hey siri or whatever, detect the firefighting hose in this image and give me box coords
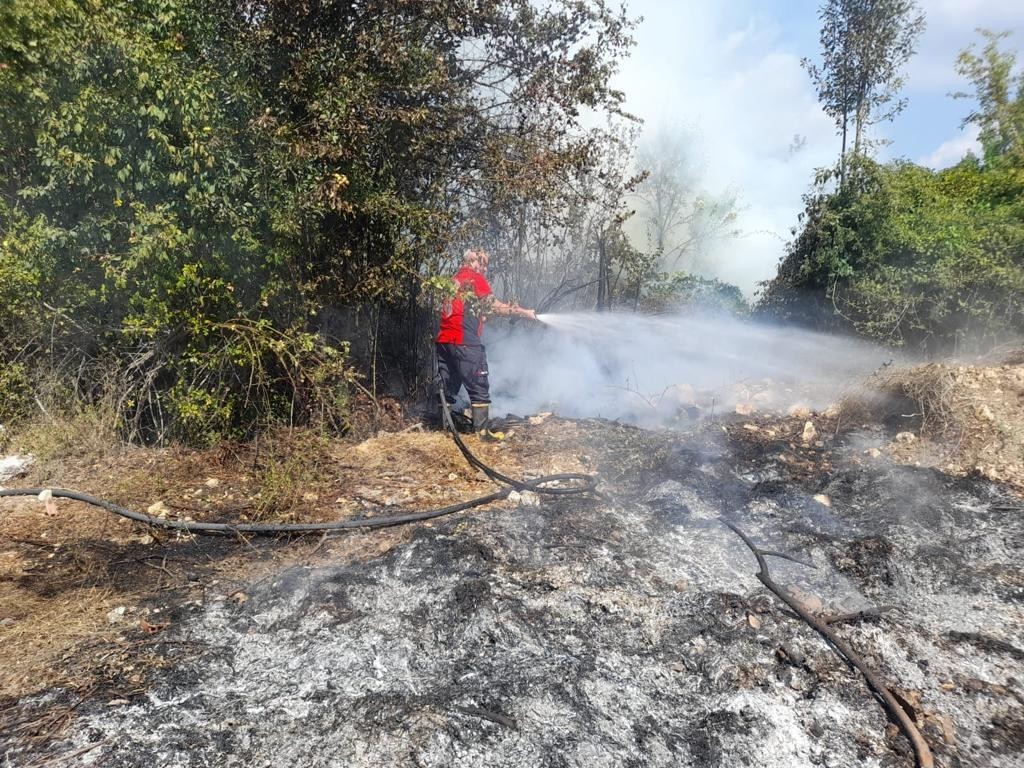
[0,390,598,535]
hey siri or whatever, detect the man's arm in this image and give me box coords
[487,296,537,321]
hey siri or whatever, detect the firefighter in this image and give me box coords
[436,249,537,439]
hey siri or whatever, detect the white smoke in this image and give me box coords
[484,312,896,427]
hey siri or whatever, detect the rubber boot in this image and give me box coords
[471,403,489,432]
[472,403,506,442]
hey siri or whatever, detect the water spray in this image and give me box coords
[489,310,896,425]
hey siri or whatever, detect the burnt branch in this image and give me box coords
[721,519,933,768]
[821,606,897,626]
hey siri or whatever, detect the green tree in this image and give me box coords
[955,30,1024,165]
[0,0,637,441]
[803,0,925,183]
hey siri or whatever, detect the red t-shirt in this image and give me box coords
[437,267,492,346]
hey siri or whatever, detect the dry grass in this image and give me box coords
[0,584,124,699]
[839,362,1024,493]
[3,401,123,484]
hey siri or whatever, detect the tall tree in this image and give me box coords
[955,30,1024,165]
[803,0,925,183]
[633,129,738,276]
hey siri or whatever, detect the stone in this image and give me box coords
[0,454,34,483]
[788,404,811,419]
[147,501,169,518]
[895,431,917,443]
[106,606,127,624]
[801,421,817,443]
[518,491,541,508]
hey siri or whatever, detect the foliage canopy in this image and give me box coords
[0,0,635,440]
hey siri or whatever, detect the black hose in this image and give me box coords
[0,391,597,536]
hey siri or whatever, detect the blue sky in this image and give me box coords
[614,0,1024,291]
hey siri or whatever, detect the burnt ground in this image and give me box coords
[2,416,1023,767]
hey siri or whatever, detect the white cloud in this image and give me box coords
[615,1,837,295]
[918,124,981,168]
[908,0,1024,91]
[611,1,1024,295]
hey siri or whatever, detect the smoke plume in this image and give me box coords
[485,312,896,426]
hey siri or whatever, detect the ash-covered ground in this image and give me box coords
[8,419,1024,767]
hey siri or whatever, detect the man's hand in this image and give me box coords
[519,307,538,321]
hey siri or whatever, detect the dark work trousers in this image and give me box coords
[436,343,490,405]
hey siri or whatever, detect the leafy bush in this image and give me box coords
[0,0,633,442]
[758,156,1024,352]
[642,272,749,315]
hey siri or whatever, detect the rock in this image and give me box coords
[37,488,58,515]
[106,606,127,624]
[747,612,761,629]
[801,421,817,443]
[518,491,541,508]
[976,404,995,422]
[0,454,34,482]
[204,477,220,488]
[813,494,832,507]
[776,644,806,667]
[734,402,756,416]
[146,501,169,518]
[895,431,917,443]
[788,404,811,419]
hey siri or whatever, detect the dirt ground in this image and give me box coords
[0,423,576,704]
[1,361,1022,767]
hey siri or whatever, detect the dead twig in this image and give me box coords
[22,739,107,768]
[453,704,517,730]
[721,519,933,768]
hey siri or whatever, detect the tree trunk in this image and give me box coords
[839,111,848,188]
[596,232,609,312]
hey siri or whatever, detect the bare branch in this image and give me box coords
[721,518,934,768]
